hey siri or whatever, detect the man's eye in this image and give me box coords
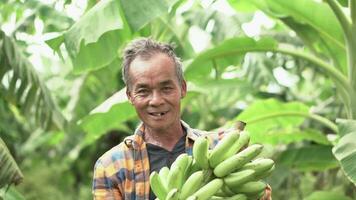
[163,87,172,91]
[137,89,149,95]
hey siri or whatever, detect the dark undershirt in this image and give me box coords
[147,133,186,200]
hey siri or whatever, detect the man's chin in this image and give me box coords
[144,121,170,131]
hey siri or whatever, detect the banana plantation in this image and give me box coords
[1,0,356,199]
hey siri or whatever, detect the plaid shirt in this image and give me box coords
[92,121,271,200]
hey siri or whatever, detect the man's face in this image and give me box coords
[126,53,187,131]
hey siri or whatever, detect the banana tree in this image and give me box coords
[183,0,356,185]
[241,0,356,186]
[0,138,23,190]
[0,0,75,191]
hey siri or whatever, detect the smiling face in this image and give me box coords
[126,53,187,132]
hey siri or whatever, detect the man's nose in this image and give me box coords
[149,91,164,106]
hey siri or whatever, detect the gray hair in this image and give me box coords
[122,38,184,90]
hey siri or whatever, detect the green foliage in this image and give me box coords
[0,186,25,200]
[305,191,352,200]
[46,0,124,74]
[1,0,356,199]
[0,30,67,131]
[0,138,23,189]
[46,0,178,74]
[185,37,278,80]
[333,119,356,185]
[233,99,333,144]
[279,145,338,171]
[119,0,178,32]
[80,101,136,146]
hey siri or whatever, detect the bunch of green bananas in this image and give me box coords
[150,131,274,200]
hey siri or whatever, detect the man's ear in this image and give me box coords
[181,80,187,99]
[126,87,133,104]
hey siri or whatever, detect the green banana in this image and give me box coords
[186,159,202,177]
[214,189,228,197]
[247,190,265,200]
[214,144,263,177]
[221,184,235,196]
[230,181,266,195]
[170,153,191,188]
[226,194,248,200]
[150,171,168,200]
[193,137,210,170]
[186,196,198,200]
[182,155,193,180]
[210,196,225,200]
[240,158,274,174]
[224,169,256,188]
[209,130,240,168]
[165,188,179,200]
[180,171,204,199]
[167,165,182,191]
[253,164,275,180]
[171,153,190,171]
[159,166,170,185]
[190,178,224,200]
[225,131,250,157]
[247,189,265,200]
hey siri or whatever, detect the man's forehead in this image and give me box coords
[134,79,175,88]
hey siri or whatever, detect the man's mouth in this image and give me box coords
[148,111,168,117]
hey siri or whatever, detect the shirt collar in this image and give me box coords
[126,120,202,149]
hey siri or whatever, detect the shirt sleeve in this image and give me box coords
[92,161,122,200]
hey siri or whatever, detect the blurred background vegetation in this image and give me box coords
[1,0,356,199]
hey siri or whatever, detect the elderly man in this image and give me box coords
[92,38,271,200]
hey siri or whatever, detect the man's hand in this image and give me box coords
[260,184,272,200]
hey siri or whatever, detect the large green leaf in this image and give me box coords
[184,37,278,80]
[235,98,309,142]
[188,78,251,96]
[45,0,125,74]
[304,191,352,200]
[62,0,124,74]
[183,33,349,100]
[0,30,67,131]
[182,8,248,44]
[279,145,339,171]
[119,0,176,32]
[332,119,356,185]
[251,0,346,73]
[263,0,344,50]
[0,186,25,200]
[336,118,356,137]
[69,30,123,74]
[228,0,259,12]
[67,58,121,121]
[280,17,347,74]
[64,0,123,54]
[0,138,23,189]
[79,89,136,146]
[255,128,330,146]
[46,0,174,74]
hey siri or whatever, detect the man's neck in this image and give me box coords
[144,122,184,151]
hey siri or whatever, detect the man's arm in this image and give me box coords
[92,161,122,200]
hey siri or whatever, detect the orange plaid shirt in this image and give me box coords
[92,121,271,200]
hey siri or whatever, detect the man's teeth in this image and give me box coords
[151,112,165,116]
